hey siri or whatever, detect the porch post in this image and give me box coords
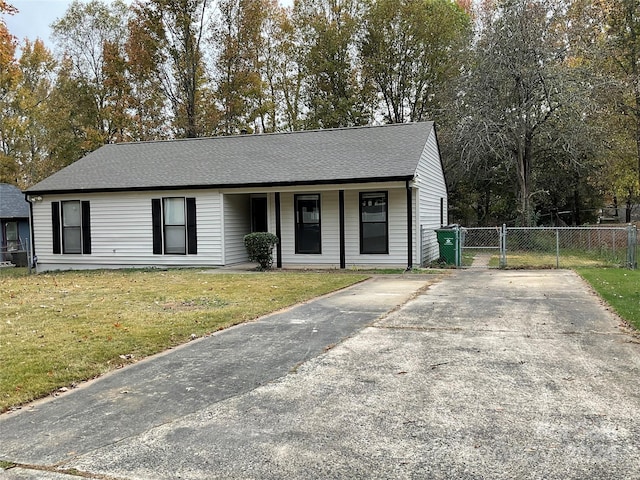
[275,192,282,269]
[406,180,413,270]
[339,190,346,269]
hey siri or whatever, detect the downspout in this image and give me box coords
[25,194,36,272]
[406,180,413,271]
[339,190,346,269]
[275,192,282,268]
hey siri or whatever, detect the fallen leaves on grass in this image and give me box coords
[0,269,367,412]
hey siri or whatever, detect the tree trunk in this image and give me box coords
[517,135,533,226]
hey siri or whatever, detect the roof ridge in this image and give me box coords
[110,122,430,147]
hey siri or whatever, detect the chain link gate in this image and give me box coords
[459,227,503,268]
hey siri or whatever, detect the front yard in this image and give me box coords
[0,268,367,412]
[2,265,638,414]
[576,267,640,331]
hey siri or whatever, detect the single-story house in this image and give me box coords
[0,183,30,265]
[24,122,448,272]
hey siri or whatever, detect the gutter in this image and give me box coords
[24,175,416,196]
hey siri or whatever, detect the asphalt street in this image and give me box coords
[1,270,639,479]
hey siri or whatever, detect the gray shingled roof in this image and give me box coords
[0,183,29,218]
[25,122,435,194]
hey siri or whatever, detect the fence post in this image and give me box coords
[500,224,507,268]
[26,238,30,274]
[455,225,460,267]
[627,224,637,270]
[556,228,560,269]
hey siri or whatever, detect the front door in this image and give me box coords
[251,197,268,232]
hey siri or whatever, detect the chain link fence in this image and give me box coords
[1,239,30,268]
[420,225,637,269]
[502,226,635,269]
[420,227,440,266]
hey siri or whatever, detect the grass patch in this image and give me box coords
[576,268,640,331]
[0,460,16,470]
[501,249,624,269]
[0,267,28,278]
[0,269,367,412]
[459,248,626,269]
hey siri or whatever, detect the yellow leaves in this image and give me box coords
[0,2,18,78]
[0,1,17,15]
[0,153,19,184]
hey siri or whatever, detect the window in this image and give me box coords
[5,221,18,250]
[152,197,197,255]
[62,201,82,253]
[251,196,268,233]
[51,200,91,254]
[295,194,321,254]
[360,192,388,254]
[164,197,186,254]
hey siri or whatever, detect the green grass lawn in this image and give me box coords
[507,250,624,269]
[0,268,367,412]
[576,268,640,331]
[505,252,614,268]
[461,250,624,269]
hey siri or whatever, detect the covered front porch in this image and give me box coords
[220,182,418,270]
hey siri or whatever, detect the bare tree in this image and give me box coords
[456,0,581,225]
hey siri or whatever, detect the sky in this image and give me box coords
[3,1,71,46]
[3,0,294,49]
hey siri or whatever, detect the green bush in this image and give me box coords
[244,232,279,270]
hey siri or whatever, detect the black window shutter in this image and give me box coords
[152,199,162,254]
[81,201,91,254]
[51,202,61,254]
[186,197,197,255]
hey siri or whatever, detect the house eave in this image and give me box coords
[24,175,416,196]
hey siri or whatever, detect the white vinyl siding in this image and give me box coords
[223,194,250,265]
[415,129,448,264]
[33,190,224,271]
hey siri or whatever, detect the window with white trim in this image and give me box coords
[295,194,321,254]
[360,191,388,254]
[152,197,197,255]
[51,200,91,255]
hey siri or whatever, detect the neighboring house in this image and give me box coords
[25,122,448,272]
[0,183,30,264]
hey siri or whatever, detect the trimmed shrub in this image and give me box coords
[243,232,279,270]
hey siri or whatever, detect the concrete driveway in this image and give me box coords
[1,270,640,479]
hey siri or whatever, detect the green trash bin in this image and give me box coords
[436,227,460,266]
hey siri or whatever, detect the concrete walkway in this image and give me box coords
[2,270,640,479]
